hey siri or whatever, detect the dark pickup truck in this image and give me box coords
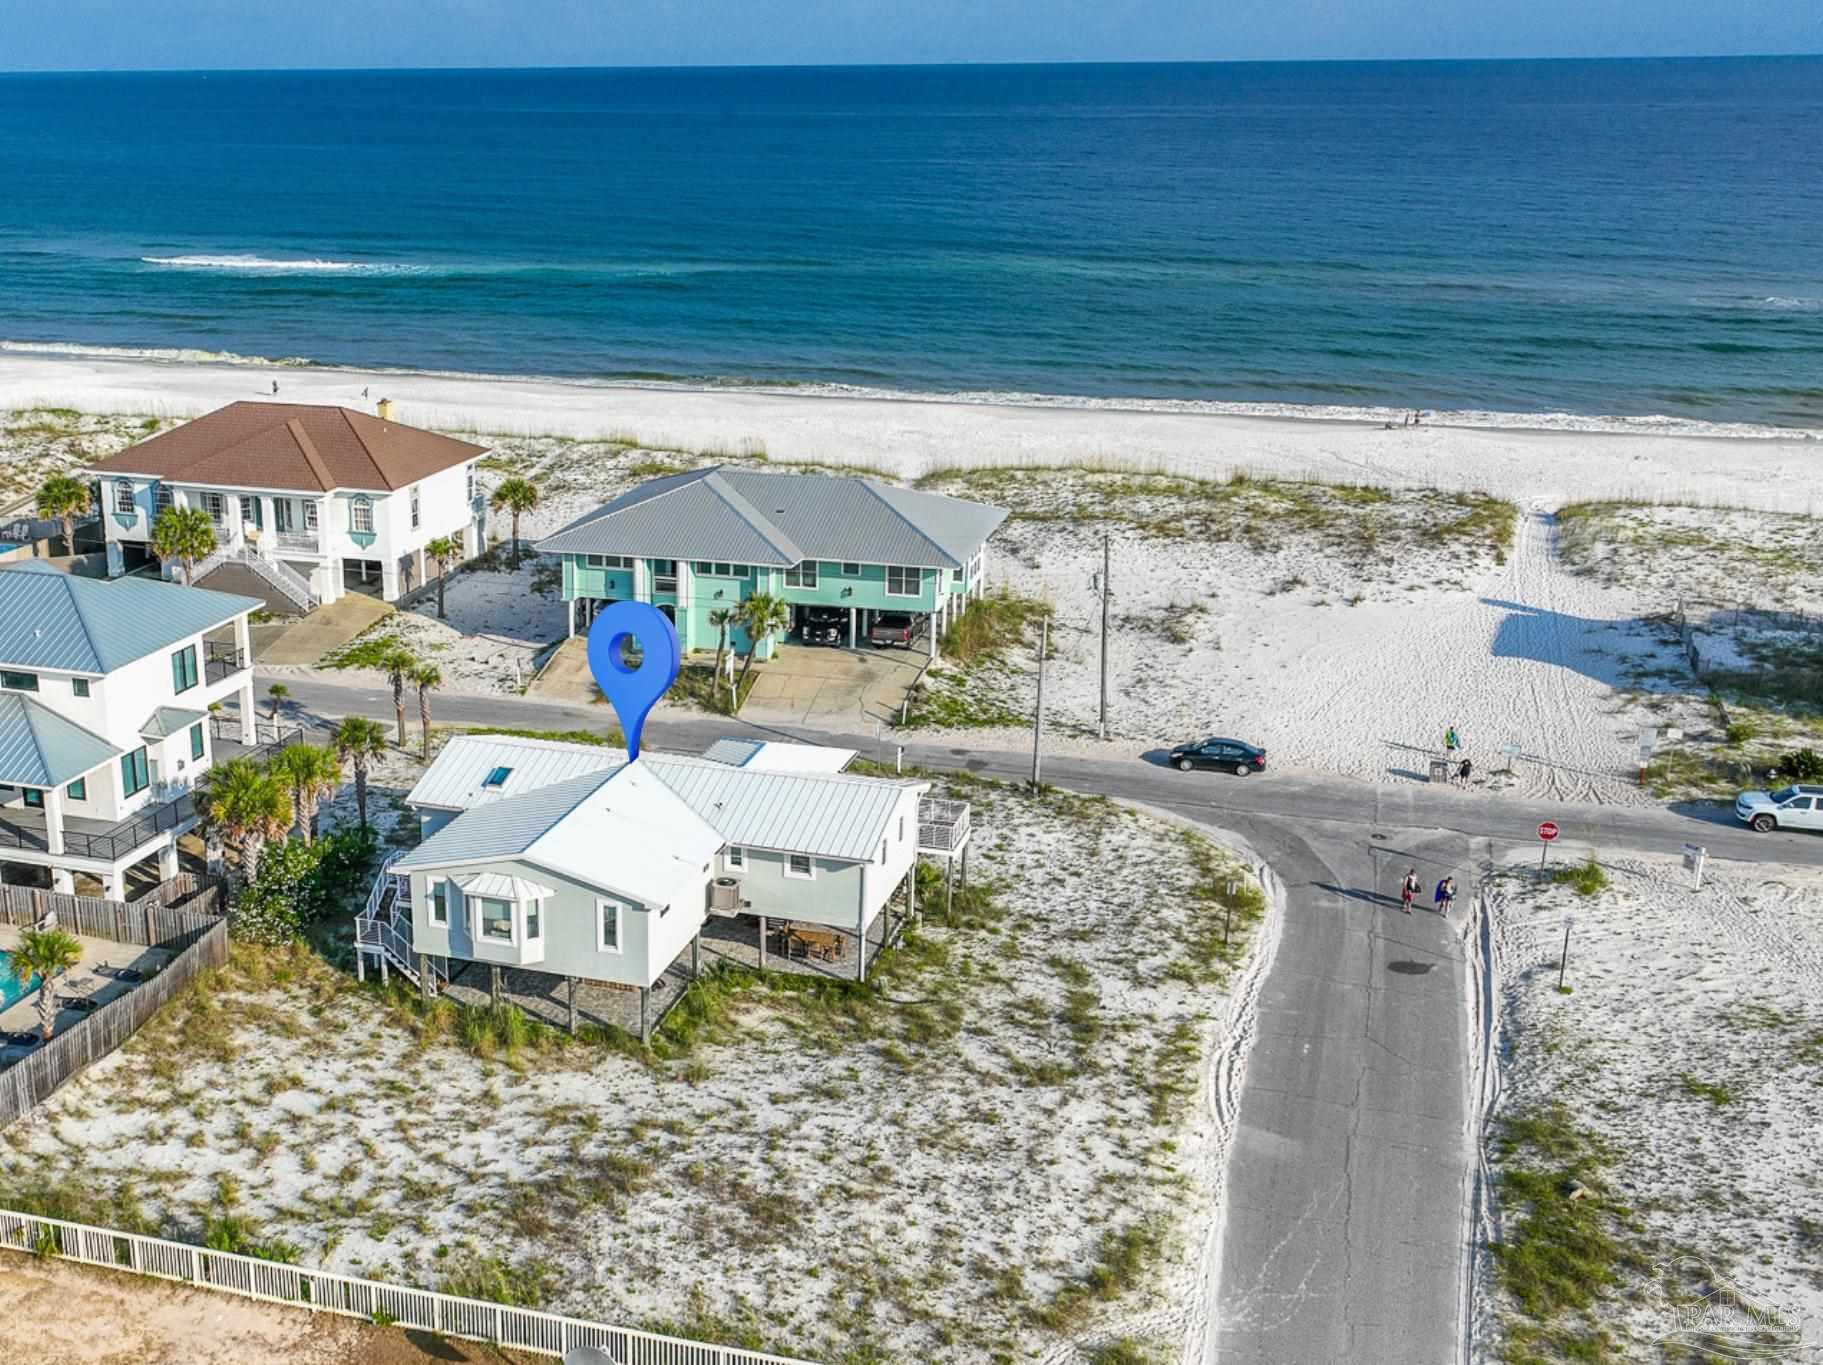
[799,607,848,646]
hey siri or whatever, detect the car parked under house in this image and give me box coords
[536,465,1007,663]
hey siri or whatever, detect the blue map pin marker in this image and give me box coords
[585,601,680,761]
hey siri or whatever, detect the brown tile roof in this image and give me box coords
[91,402,487,493]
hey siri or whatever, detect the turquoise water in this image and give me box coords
[1,59,1821,424]
[0,950,40,1011]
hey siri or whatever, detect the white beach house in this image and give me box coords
[357,734,955,1038]
[88,399,488,611]
[0,562,263,896]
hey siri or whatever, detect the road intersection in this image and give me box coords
[260,674,1823,1364]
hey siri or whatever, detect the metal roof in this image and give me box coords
[405,734,623,810]
[0,562,261,674]
[91,401,487,494]
[140,705,207,741]
[701,738,855,773]
[404,735,920,866]
[536,466,1006,571]
[457,871,556,901]
[643,753,922,861]
[0,693,121,787]
[396,763,725,907]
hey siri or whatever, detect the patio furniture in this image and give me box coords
[59,995,101,1014]
[2,1030,41,1049]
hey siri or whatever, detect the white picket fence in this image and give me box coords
[0,1208,814,1364]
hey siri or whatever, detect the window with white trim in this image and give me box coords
[952,567,964,583]
[584,553,633,569]
[304,499,319,531]
[350,496,374,534]
[727,846,744,869]
[786,853,815,880]
[596,898,623,953]
[239,495,257,526]
[841,562,861,575]
[784,561,818,589]
[478,897,513,942]
[202,491,227,524]
[155,484,175,514]
[885,565,920,596]
[409,485,421,529]
[430,880,449,926]
[525,897,542,941]
[113,480,135,515]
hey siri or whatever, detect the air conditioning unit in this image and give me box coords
[708,876,748,917]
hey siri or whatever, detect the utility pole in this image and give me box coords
[1031,615,1049,790]
[1098,532,1110,741]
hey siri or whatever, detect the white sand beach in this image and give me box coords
[1,351,1820,514]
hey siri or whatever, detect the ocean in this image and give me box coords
[1,58,1821,426]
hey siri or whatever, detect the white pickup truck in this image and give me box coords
[1735,783,1823,833]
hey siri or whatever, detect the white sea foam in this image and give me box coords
[139,254,423,275]
[0,339,313,367]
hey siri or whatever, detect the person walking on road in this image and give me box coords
[1457,757,1473,786]
[1434,876,1456,915]
[1401,868,1419,914]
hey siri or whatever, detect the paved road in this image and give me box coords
[258,674,1823,1364]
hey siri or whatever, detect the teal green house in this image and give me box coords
[536,466,1008,660]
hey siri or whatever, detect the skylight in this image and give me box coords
[482,766,513,789]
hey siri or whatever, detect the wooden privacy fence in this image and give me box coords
[0,1208,816,1365]
[0,916,227,1130]
[0,873,224,947]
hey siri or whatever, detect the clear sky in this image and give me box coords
[2,0,1818,70]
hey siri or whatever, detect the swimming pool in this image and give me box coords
[0,950,41,1010]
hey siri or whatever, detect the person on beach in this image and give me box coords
[1458,757,1473,785]
[1434,877,1456,915]
[1401,868,1419,914]
[1445,726,1459,754]
[271,380,279,395]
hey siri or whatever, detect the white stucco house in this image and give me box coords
[0,562,263,897]
[87,399,488,611]
[355,734,968,1039]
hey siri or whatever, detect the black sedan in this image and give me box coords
[1168,737,1267,775]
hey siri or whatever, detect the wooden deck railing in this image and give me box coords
[0,1208,816,1363]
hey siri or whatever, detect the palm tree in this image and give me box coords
[489,477,539,564]
[149,505,217,585]
[380,645,417,747]
[424,534,461,620]
[708,607,735,705]
[35,475,90,556]
[200,758,293,895]
[269,743,343,845]
[333,716,388,831]
[410,662,442,761]
[735,592,789,703]
[266,683,290,725]
[9,928,82,1041]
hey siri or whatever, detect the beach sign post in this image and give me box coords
[1538,819,1559,873]
[585,601,681,760]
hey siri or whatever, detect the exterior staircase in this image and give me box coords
[354,851,446,994]
[193,546,319,614]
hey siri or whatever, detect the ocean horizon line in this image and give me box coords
[5,52,1823,78]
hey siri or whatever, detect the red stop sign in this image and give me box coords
[1538,821,1559,842]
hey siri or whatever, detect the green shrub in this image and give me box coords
[1774,748,1823,782]
[1552,855,1608,897]
[1724,719,1756,746]
[232,827,381,944]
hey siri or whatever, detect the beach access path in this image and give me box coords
[249,676,1823,1365]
